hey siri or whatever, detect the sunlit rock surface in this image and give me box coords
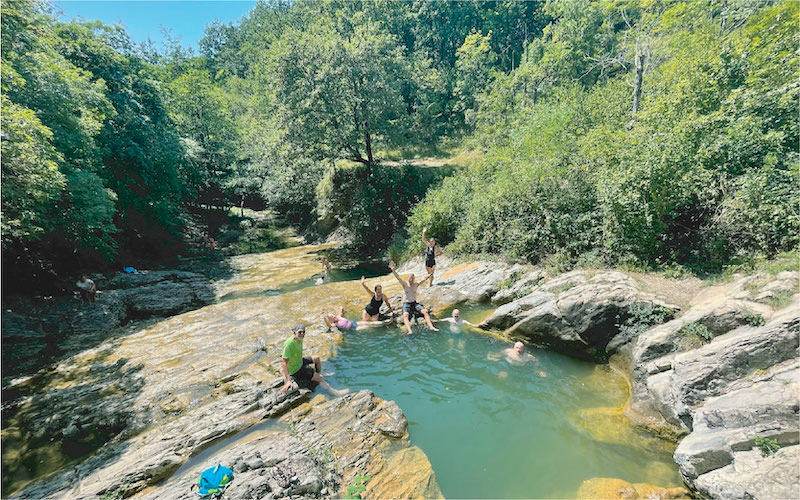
[620,274,800,499]
[576,477,689,499]
[481,270,680,361]
[3,245,442,499]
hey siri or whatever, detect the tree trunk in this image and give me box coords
[632,41,645,115]
[364,127,373,169]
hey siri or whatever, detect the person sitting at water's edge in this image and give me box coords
[76,275,97,304]
[389,260,439,335]
[361,276,395,321]
[422,227,443,287]
[324,306,392,331]
[281,324,348,396]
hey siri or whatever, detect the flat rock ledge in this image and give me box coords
[11,382,442,500]
[2,270,217,381]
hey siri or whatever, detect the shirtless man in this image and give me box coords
[389,261,438,335]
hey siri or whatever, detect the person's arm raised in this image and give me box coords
[360,276,373,296]
[389,261,404,284]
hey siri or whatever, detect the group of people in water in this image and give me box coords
[281,228,540,394]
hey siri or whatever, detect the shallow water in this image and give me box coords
[326,308,682,499]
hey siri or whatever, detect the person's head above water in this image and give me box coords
[513,342,525,355]
[452,309,461,320]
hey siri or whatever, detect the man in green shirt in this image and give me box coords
[281,324,348,396]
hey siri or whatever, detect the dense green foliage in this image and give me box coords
[2,0,796,294]
[409,0,799,272]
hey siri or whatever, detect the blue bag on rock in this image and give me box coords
[193,464,234,498]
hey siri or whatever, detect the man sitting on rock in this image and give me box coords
[281,324,348,396]
[389,261,439,335]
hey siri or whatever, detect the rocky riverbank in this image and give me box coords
[2,268,219,383]
[3,250,798,499]
[423,257,798,500]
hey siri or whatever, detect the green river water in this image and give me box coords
[324,306,683,498]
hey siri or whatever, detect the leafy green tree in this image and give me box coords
[265,18,411,168]
[163,62,240,208]
[2,0,118,274]
[54,20,190,260]
[0,95,66,246]
[454,30,498,127]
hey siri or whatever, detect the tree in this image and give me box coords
[265,18,411,168]
[454,30,498,128]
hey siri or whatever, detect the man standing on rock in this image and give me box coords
[281,324,348,396]
[389,261,438,335]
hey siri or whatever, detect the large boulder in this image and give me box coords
[618,272,800,500]
[482,271,679,361]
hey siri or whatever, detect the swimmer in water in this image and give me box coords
[435,309,479,332]
[488,341,537,366]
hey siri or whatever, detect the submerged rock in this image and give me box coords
[577,477,689,499]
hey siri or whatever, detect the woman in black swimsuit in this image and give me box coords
[422,226,443,287]
[361,276,395,321]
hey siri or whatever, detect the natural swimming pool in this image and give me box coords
[325,307,683,499]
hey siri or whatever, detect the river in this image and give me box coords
[2,244,682,497]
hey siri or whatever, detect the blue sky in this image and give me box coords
[53,1,258,51]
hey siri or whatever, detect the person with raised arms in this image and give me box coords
[360,276,395,321]
[422,227,443,287]
[389,260,438,335]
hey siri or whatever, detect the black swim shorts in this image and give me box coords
[291,356,315,383]
[402,301,424,314]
